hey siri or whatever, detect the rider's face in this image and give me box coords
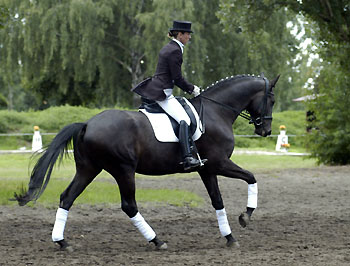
[178,32,191,45]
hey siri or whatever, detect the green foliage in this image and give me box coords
[0,4,9,28]
[0,0,308,111]
[0,92,7,108]
[233,110,307,150]
[0,106,307,151]
[0,105,103,133]
[217,0,308,111]
[0,111,29,133]
[218,0,350,164]
[0,105,107,149]
[306,52,350,165]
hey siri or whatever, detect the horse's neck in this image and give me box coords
[203,79,261,114]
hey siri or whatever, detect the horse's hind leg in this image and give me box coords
[109,166,167,250]
[52,163,101,250]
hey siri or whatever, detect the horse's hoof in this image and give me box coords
[239,212,250,228]
[65,246,74,253]
[225,234,239,248]
[55,240,74,252]
[156,241,168,250]
[226,239,240,248]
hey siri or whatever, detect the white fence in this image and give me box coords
[0,132,308,155]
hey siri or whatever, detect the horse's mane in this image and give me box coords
[202,74,262,93]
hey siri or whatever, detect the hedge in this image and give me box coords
[0,106,307,150]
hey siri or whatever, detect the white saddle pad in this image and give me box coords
[140,98,203,142]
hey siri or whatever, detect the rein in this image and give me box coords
[199,77,273,127]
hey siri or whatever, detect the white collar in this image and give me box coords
[172,38,184,54]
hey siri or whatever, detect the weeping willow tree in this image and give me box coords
[1,0,305,111]
[1,0,209,108]
[0,0,154,108]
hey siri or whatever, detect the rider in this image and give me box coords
[132,20,202,171]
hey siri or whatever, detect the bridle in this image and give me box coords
[199,77,274,128]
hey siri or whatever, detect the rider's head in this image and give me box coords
[169,20,193,45]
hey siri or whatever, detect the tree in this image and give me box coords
[218,0,350,164]
[0,4,8,28]
[217,0,309,111]
[0,0,155,108]
[1,0,307,112]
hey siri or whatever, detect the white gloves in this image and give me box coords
[192,85,200,97]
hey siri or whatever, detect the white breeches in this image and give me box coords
[156,89,191,125]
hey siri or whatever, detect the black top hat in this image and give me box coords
[169,20,193,33]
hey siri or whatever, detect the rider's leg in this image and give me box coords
[156,91,200,170]
[178,120,201,170]
[156,90,191,124]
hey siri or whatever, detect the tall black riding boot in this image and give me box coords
[179,120,201,171]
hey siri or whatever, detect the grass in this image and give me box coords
[1,178,203,207]
[0,154,204,207]
[231,153,316,172]
[0,152,317,207]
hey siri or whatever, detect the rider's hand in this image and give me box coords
[192,85,200,97]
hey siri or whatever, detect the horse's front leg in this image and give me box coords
[217,159,258,228]
[198,172,239,247]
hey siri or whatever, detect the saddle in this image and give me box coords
[139,97,203,143]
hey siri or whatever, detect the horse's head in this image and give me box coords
[247,75,280,137]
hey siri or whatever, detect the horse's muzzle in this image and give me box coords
[255,128,271,137]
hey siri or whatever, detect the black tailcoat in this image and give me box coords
[132,40,194,101]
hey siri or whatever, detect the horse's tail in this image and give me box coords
[14,123,87,206]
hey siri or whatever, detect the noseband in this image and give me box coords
[199,77,274,127]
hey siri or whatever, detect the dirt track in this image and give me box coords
[1,165,350,265]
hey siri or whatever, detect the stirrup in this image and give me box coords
[196,152,208,167]
[181,156,201,171]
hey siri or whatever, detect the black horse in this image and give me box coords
[15,74,279,250]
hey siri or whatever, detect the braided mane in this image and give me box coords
[203,74,262,92]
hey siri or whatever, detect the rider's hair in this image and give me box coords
[168,30,185,39]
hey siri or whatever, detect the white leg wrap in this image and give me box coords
[247,183,258,209]
[216,208,232,237]
[130,212,156,242]
[52,208,69,242]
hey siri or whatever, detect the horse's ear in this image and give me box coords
[270,75,280,89]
